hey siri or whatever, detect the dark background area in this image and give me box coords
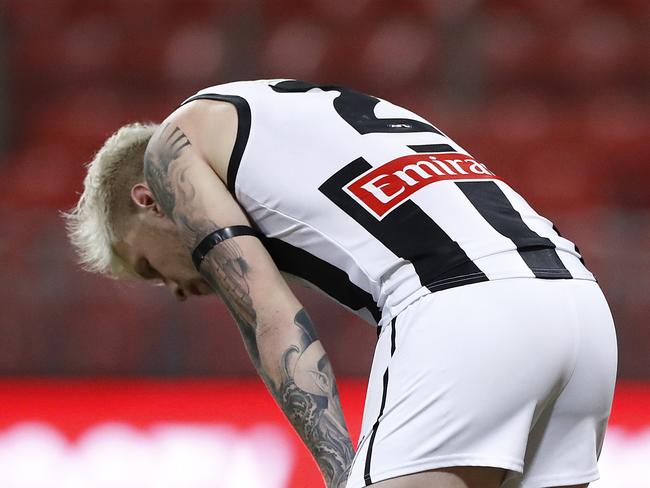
[0,0,647,378]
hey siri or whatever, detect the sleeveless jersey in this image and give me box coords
[182,80,595,327]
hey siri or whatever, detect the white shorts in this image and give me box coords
[346,278,617,488]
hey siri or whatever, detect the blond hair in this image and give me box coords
[63,122,158,279]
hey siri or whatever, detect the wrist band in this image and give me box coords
[192,225,259,270]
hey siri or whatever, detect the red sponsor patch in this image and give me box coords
[344,152,500,219]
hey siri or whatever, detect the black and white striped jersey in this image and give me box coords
[183,80,595,327]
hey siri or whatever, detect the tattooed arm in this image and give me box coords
[143,104,354,487]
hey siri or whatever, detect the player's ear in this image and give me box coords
[131,183,167,217]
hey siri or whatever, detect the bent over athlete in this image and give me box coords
[65,80,617,488]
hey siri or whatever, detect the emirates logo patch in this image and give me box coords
[344,152,500,219]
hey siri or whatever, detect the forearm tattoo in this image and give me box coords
[144,125,354,486]
[199,239,261,367]
[273,310,355,487]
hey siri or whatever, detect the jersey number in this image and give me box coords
[270,80,442,136]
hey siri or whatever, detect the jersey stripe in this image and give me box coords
[456,181,572,279]
[319,158,489,292]
[181,93,252,192]
[260,236,382,323]
[493,182,593,279]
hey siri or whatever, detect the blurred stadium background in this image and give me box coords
[0,0,648,486]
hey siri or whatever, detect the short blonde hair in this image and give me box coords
[63,122,158,279]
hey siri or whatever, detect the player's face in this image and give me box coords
[115,215,213,301]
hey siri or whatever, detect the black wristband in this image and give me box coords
[191,225,259,271]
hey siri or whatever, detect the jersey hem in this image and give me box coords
[375,273,597,328]
[348,454,523,488]
[424,271,596,292]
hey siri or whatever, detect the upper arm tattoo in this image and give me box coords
[144,124,192,218]
[144,123,234,249]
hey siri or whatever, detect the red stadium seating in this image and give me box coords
[0,0,647,378]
